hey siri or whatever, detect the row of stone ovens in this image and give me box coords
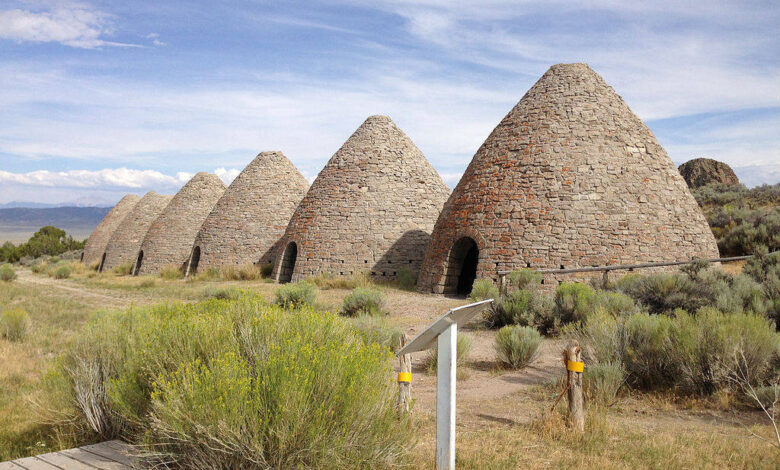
[82,63,719,295]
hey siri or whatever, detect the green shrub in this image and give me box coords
[31,260,48,274]
[425,333,472,373]
[341,287,386,317]
[260,263,274,278]
[469,278,499,302]
[554,282,596,324]
[0,263,16,281]
[395,267,417,290]
[592,291,640,317]
[52,264,72,279]
[623,312,675,389]
[508,269,542,290]
[350,315,405,352]
[495,325,542,369]
[584,362,626,405]
[113,263,133,275]
[274,281,317,309]
[50,297,412,468]
[0,308,29,341]
[202,286,245,300]
[159,265,183,280]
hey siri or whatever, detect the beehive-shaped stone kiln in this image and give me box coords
[186,151,309,275]
[418,63,719,294]
[134,172,225,275]
[273,115,450,283]
[100,191,172,272]
[82,194,140,266]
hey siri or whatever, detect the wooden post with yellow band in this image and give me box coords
[564,341,585,432]
[397,334,412,415]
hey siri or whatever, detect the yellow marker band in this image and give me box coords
[397,372,412,383]
[567,360,585,373]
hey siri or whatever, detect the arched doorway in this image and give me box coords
[132,251,144,276]
[444,237,479,296]
[98,252,107,272]
[278,242,298,283]
[187,246,201,276]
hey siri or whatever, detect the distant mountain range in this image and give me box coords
[0,200,115,209]
[0,206,111,243]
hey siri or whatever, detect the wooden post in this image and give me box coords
[565,341,585,432]
[397,334,412,415]
[436,323,457,470]
[601,269,609,288]
[498,272,508,296]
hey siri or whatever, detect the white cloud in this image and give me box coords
[0,168,202,190]
[214,167,241,185]
[0,1,136,48]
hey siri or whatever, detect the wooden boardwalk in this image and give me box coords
[0,441,138,469]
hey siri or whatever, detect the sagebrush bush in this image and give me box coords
[395,267,417,290]
[426,333,472,373]
[350,315,404,352]
[495,325,541,369]
[50,295,412,468]
[51,263,72,279]
[583,362,626,405]
[554,282,596,324]
[341,287,386,317]
[31,261,48,274]
[567,308,780,395]
[0,263,16,281]
[113,263,133,275]
[159,265,183,280]
[0,308,29,341]
[202,286,245,300]
[469,278,499,302]
[274,281,317,309]
[260,263,274,278]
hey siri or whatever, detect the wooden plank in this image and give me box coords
[9,457,59,470]
[37,451,99,470]
[80,443,136,468]
[59,448,129,470]
[0,461,23,470]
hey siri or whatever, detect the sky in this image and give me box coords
[0,0,778,205]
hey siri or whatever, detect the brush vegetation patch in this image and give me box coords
[47,293,413,469]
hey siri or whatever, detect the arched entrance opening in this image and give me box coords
[443,237,479,296]
[187,246,201,276]
[278,242,298,283]
[98,252,107,272]
[132,251,144,276]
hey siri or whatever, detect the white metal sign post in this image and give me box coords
[398,299,494,470]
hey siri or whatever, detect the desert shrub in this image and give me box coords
[202,286,245,300]
[350,315,404,352]
[395,267,417,290]
[495,325,542,369]
[341,287,386,317]
[274,281,317,309]
[508,269,543,290]
[113,263,133,276]
[666,308,779,395]
[425,333,472,373]
[88,260,101,271]
[568,308,780,395]
[0,308,29,341]
[592,291,640,317]
[51,263,72,279]
[138,278,156,288]
[31,260,48,274]
[0,263,16,281]
[583,362,626,405]
[50,297,412,468]
[554,282,596,324]
[159,265,184,280]
[190,266,220,281]
[260,262,274,278]
[469,278,499,302]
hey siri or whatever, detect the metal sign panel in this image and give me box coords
[397,299,494,356]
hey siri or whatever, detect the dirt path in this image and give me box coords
[14,269,135,308]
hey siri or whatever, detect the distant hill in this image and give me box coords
[0,206,111,243]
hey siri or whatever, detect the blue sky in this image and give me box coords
[0,0,778,204]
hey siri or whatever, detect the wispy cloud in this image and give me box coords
[0,167,241,190]
[0,1,137,48]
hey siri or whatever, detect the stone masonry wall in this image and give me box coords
[101,192,172,272]
[188,151,309,274]
[135,172,225,275]
[418,63,720,293]
[273,115,450,282]
[82,194,140,267]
